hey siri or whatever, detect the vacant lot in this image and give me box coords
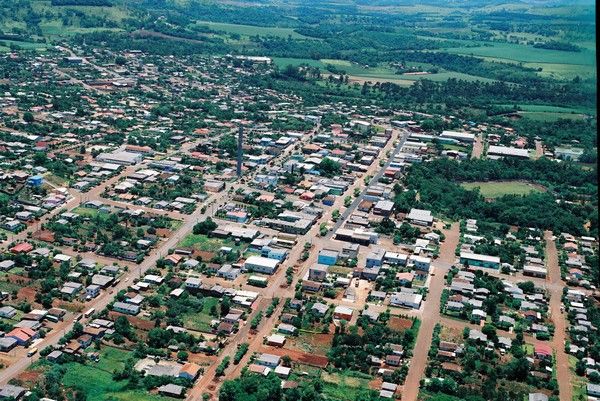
[461,181,545,198]
[285,332,333,356]
[321,371,378,400]
[182,296,219,332]
[178,234,243,253]
[61,346,168,401]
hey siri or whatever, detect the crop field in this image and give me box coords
[461,181,545,198]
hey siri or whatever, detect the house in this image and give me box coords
[277,323,297,335]
[0,338,17,352]
[256,353,280,368]
[158,384,185,398]
[308,264,328,282]
[311,302,328,316]
[366,248,386,268]
[266,334,286,347]
[47,350,64,362]
[460,252,501,269]
[0,306,16,319]
[7,327,37,345]
[588,383,600,397]
[243,256,279,274]
[302,280,322,293]
[112,302,140,315]
[318,249,339,265]
[333,306,353,321]
[534,343,552,360]
[185,277,202,289]
[390,292,422,309]
[0,384,27,400]
[217,265,240,280]
[86,285,101,299]
[178,363,201,380]
[373,200,394,216]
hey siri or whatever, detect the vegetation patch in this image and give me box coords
[460,181,546,198]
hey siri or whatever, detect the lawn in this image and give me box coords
[461,181,545,198]
[72,206,100,218]
[61,347,168,401]
[182,296,219,332]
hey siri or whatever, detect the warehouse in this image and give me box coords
[460,252,501,269]
[487,145,529,159]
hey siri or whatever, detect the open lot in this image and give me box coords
[460,181,545,198]
[61,346,169,401]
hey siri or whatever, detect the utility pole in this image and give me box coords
[236,126,243,178]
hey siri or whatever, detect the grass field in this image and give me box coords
[177,233,243,253]
[461,181,545,198]
[195,21,311,39]
[444,41,596,80]
[72,206,100,218]
[182,296,219,332]
[321,371,376,401]
[273,57,494,86]
[61,346,168,401]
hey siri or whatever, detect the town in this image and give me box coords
[0,1,597,401]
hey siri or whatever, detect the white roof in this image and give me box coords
[407,208,433,222]
[460,251,500,264]
[244,255,279,268]
[487,145,529,158]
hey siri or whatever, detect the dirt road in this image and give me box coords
[401,222,459,401]
[545,231,572,401]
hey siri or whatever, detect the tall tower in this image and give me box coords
[236,126,243,177]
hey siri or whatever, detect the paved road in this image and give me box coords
[327,129,408,239]
[401,222,459,401]
[545,231,572,401]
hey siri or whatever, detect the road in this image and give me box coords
[327,129,408,238]
[401,222,459,401]
[186,124,401,400]
[545,231,572,401]
[471,135,484,159]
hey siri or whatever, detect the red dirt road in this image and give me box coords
[545,231,572,401]
[401,222,459,401]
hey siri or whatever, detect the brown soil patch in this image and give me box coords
[17,286,37,303]
[285,333,333,355]
[188,353,219,366]
[368,377,383,390]
[388,316,413,331]
[259,346,329,368]
[108,311,155,331]
[6,274,33,285]
[16,369,44,386]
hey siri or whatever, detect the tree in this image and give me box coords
[318,158,341,177]
[23,111,34,123]
[193,218,217,235]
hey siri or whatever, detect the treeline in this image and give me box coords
[51,0,112,5]
[533,41,581,52]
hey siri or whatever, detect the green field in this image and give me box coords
[61,347,168,401]
[321,371,376,401]
[196,21,311,39]
[273,57,494,86]
[445,41,596,80]
[182,296,219,332]
[177,233,243,253]
[461,181,545,198]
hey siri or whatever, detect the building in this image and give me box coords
[243,256,280,275]
[317,249,339,265]
[373,200,394,216]
[390,292,422,309]
[256,353,280,368]
[366,248,386,268]
[440,130,475,144]
[460,252,501,269]
[96,151,142,165]
[487,145,529,159]
[406,208,433,226]
[113,302,140,315]
[333,306,353,321]
[308,264,328,282]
